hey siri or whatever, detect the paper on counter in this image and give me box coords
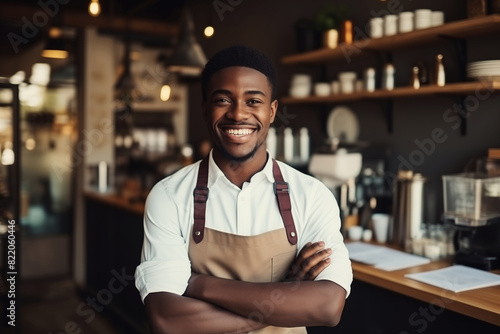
[346,242,430,271]
[405,265,500,293]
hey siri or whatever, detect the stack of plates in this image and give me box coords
[467,60,500,81]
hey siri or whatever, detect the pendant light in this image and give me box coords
[165,9,207,77]
[88,0,101,17]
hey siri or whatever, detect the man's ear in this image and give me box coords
[270,99,278,123]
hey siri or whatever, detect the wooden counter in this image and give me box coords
[84,190,145,216]
[351,253,500,327]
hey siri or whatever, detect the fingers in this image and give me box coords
[289,242,332,281]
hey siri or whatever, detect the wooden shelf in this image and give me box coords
[281,81,500,105]
[282,15,500,64]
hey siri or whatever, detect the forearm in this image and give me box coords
[186,275,346,327]
[145,292,267,334]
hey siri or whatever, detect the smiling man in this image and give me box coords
[135,45,352,333]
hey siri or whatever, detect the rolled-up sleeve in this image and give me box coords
[135,181,191,303]
[301,181,353,297]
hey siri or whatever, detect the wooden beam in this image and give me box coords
[0,3,178,37]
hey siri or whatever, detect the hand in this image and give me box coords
[284,241,332,282]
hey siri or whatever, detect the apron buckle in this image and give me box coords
[193,186,209,203]
[274,181,289,194]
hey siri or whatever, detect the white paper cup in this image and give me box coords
[348,226,363,241]
[372,213,390,243]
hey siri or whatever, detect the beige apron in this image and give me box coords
[188,157,307,334]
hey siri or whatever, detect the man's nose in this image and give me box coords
[227,101,249,121]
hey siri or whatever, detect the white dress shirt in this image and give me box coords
[135,151,353,302]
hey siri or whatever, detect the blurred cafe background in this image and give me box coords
[0,0,500,333]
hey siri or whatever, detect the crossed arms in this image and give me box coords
[145,242,347,334]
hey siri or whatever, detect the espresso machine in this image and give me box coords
[442,155,500,270]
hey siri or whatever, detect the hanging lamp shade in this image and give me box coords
[166,9,207,76]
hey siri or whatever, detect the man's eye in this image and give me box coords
[247,99,262,105]
[214,98,230,104]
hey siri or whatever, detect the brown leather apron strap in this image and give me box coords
[272,160,298,245]
[192,157,297,245]
[192,157,209,243]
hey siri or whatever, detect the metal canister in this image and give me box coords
[392,170,426,251]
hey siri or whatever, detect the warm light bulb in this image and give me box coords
[160,85,171,101]
[204,26,215,38]
[25,138,36,151]
[89,0,101,17]
[1,142,14,165]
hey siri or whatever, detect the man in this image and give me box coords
[135,45,352,333]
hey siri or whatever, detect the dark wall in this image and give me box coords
[186,0,500,222]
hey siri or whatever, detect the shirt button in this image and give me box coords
[195,231,201,236]
[290,232,296,237]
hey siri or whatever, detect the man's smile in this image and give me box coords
[224,128,255,136]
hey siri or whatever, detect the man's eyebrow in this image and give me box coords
[210,89,267,97]
[210,89,232,96]
[245,90,266,97]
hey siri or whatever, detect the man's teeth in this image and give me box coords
[226,129,253,136]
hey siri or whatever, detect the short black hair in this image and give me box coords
[201,45,277,101]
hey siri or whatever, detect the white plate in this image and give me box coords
[326,105,359,143]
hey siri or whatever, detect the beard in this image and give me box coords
[214,140,264,164]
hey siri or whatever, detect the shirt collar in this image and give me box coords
[207,149,275,188]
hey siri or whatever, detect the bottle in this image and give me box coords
[434,54,445,87]
[267,127,277,158]
[365,67,376,92]
[411,66,420,89]
[382,63,395,90]
[299,127,310,163]
[283,127,294,163]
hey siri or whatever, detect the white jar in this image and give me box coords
[370,17,384,38]
[384,15,398,36]
[338,72,357,94]
[398,11,414,33]
[431,11,444,26]
[414,9,432,30]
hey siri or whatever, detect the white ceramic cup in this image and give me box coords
[348,226,363,241]
[370,17,384,38]
[289,84,310,98]
[362,229,373,242]
[372,213,390,243]
[314,82,331,96]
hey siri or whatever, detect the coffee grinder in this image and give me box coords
[442,156,500,271]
